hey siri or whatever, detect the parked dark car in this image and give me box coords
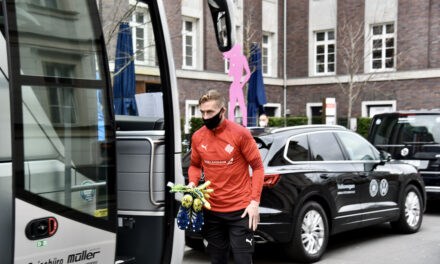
[368,110,440,200]
[183,125,426,263]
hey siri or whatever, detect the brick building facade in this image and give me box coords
[101,0,440,133]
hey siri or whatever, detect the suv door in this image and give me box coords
[307,131,362,232]
[336,131,400,226]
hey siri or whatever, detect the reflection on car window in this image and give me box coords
[286,135,309,162]
[337,132,377,161]
[13,0,103,79]
[309,132,344,161]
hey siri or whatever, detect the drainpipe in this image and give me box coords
[283,0,287,126]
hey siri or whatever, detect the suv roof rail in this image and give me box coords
[270,125,346,134]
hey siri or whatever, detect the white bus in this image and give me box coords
[0,0,235,263]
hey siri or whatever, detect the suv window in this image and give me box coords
[371,114,440,145]
[286,135,310,162]
[309,132,344,161]
[337,132,378,161]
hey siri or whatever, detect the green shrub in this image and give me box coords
[268,117,284,127]
[357,117,372,138]
[286,116,308,126]
[268,116,308,127]
[189,117,204,136]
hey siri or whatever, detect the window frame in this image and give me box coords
[335,131,380,161]
[370,23,395,72]
[184,99,200,134]
[314,30,336,75]
[130,5,157,66]
[284,134,310,163]
[361,100,396,117]
[182,18,197,69]
[262,32,271,76]
[282,131,381,165]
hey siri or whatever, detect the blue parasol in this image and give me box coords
[113,22,138,115]
[247,43,266,126]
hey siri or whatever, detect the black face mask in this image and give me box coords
[203,108,224,130]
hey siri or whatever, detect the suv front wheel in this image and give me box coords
[285,201,329,263]
[391,184,423,233]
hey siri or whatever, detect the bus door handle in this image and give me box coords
[145,137,165,207]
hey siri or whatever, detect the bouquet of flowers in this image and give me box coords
[168,181,214,231]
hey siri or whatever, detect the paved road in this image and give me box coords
[183,203,440,264]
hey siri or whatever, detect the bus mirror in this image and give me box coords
[207,0,236,52]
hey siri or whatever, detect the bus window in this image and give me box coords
[14,0,103,80]
[9,0,116,224]
[22,84,112,218]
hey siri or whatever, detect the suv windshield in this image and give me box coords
[371,114,440,145]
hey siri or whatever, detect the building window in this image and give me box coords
[315,30,335,75]
[371,23,395,71]
[185,100,201,134]
[306,102,323,124]
[262,33,271,75]
[131,7,157,66]
[183,19,196,69]
[361,100,396,117]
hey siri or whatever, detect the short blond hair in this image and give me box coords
[199,90,226,108]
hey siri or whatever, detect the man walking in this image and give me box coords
[188,90,264,264]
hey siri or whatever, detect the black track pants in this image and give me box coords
[202,209,254,264]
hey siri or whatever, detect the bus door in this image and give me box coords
[114,1,236,263]
[3,0,117,263]
[113,1,182,263]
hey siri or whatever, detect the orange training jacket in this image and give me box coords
[188,119,264,212]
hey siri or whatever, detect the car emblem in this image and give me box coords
[401,148,409,157]
[369,179,378,197]
[380,179,389,196]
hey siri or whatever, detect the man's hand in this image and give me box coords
[187,182,196,188]
[241,200,260,231]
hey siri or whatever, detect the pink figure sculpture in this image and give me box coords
[223,43,251,126]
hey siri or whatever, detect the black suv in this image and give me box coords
[368,110,440,200]
[184,125,425,263]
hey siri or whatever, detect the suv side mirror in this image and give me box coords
[207,0,236,52]
[379,150,392,164]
